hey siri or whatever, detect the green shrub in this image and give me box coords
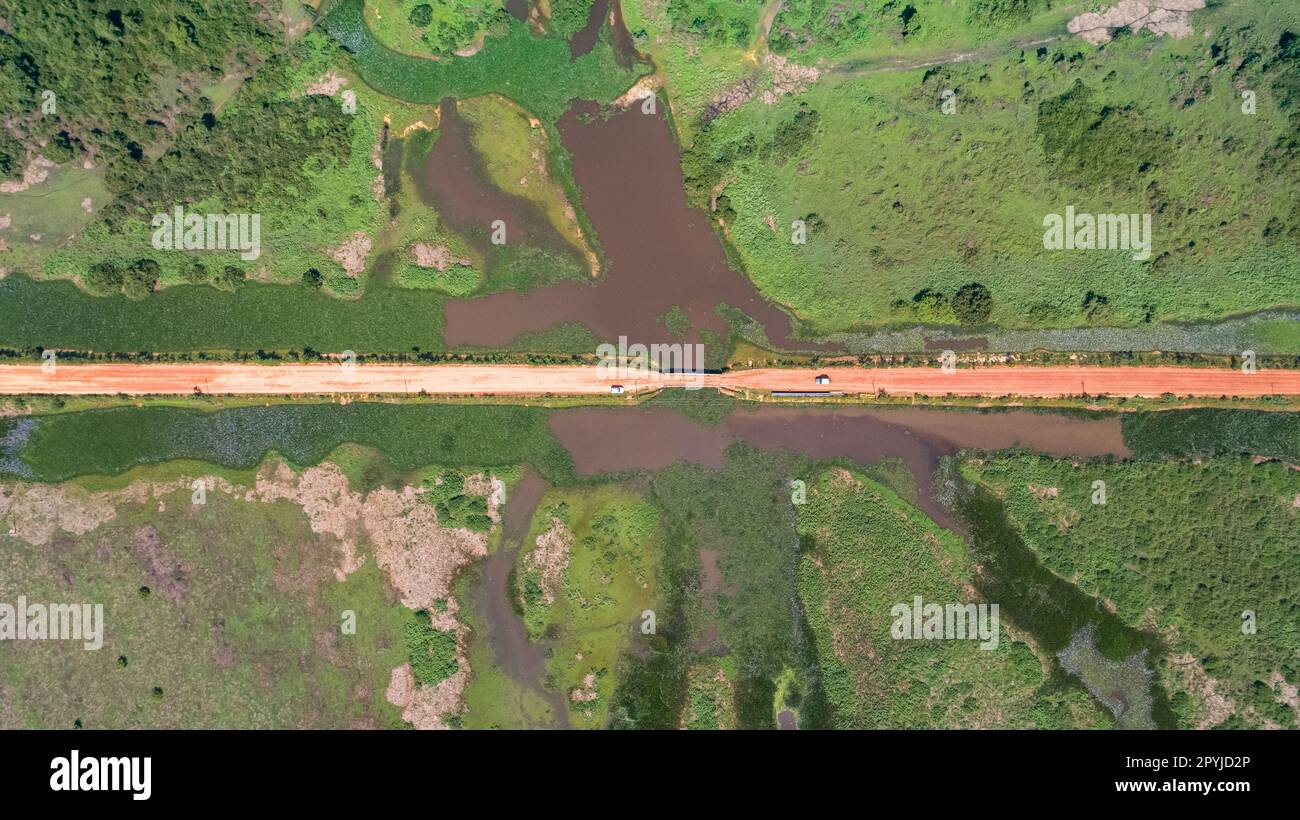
[952,282,992,325]
[405,609,458,687]
[408,4,434,27]
[1123,410,1300,460]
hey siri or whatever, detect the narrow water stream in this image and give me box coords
[569,0,610,59]
[475,469,572,727]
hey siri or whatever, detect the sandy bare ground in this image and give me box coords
[2,363,1300,398]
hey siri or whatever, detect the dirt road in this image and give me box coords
[0,363,671,396]
[718,367,1300,398]
[2,362,1299,399]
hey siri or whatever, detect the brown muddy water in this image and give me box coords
[570,0,609,59]
[505,0,529,22]
[549,406,1128,530]
[607,0,640,68]
[475,469,571,727]
[570,0,640,68]
[417,99,578,265]
[442,101,829,351]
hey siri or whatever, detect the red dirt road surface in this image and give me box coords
[717,367,1300,398]
[2,363,1300,398]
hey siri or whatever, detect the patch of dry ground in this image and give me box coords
[702,53,820,124]
[613,75,663,109]
[1268,671,1299,727]
[1069,1,1206,46]
[254,462,366,581]
[524,515,574,606]
[301,70,348,97]
[0,155,53,194]
[327,231,373,278]
[569,671,598,703]
[1170,652,1236,729]
[1,481,126,545]
[385,655,472,730]
[384,596,474,729]
[411,242,472,271]
[760,53,820,104]
[463,474,506,523]
[1027,484,1059,499]
[365,484,489,610]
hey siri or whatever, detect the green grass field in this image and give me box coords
[0,273,443,354]
[361,0,508,59]
[36,30,389,298]
[0,403,574,485]
[795,465,1076,728]
[682,0,1300,338]
[515,486,659,728]
[964,454,1300,728]
[0,476,414,728]
[1122,408,1300,460]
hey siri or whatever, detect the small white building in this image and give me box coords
[610,384,625,394]
[814,374,831,385]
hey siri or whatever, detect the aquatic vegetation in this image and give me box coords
[322,0,644,121]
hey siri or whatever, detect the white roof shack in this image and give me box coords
[814,374,831,385]
[610,384,625,394]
